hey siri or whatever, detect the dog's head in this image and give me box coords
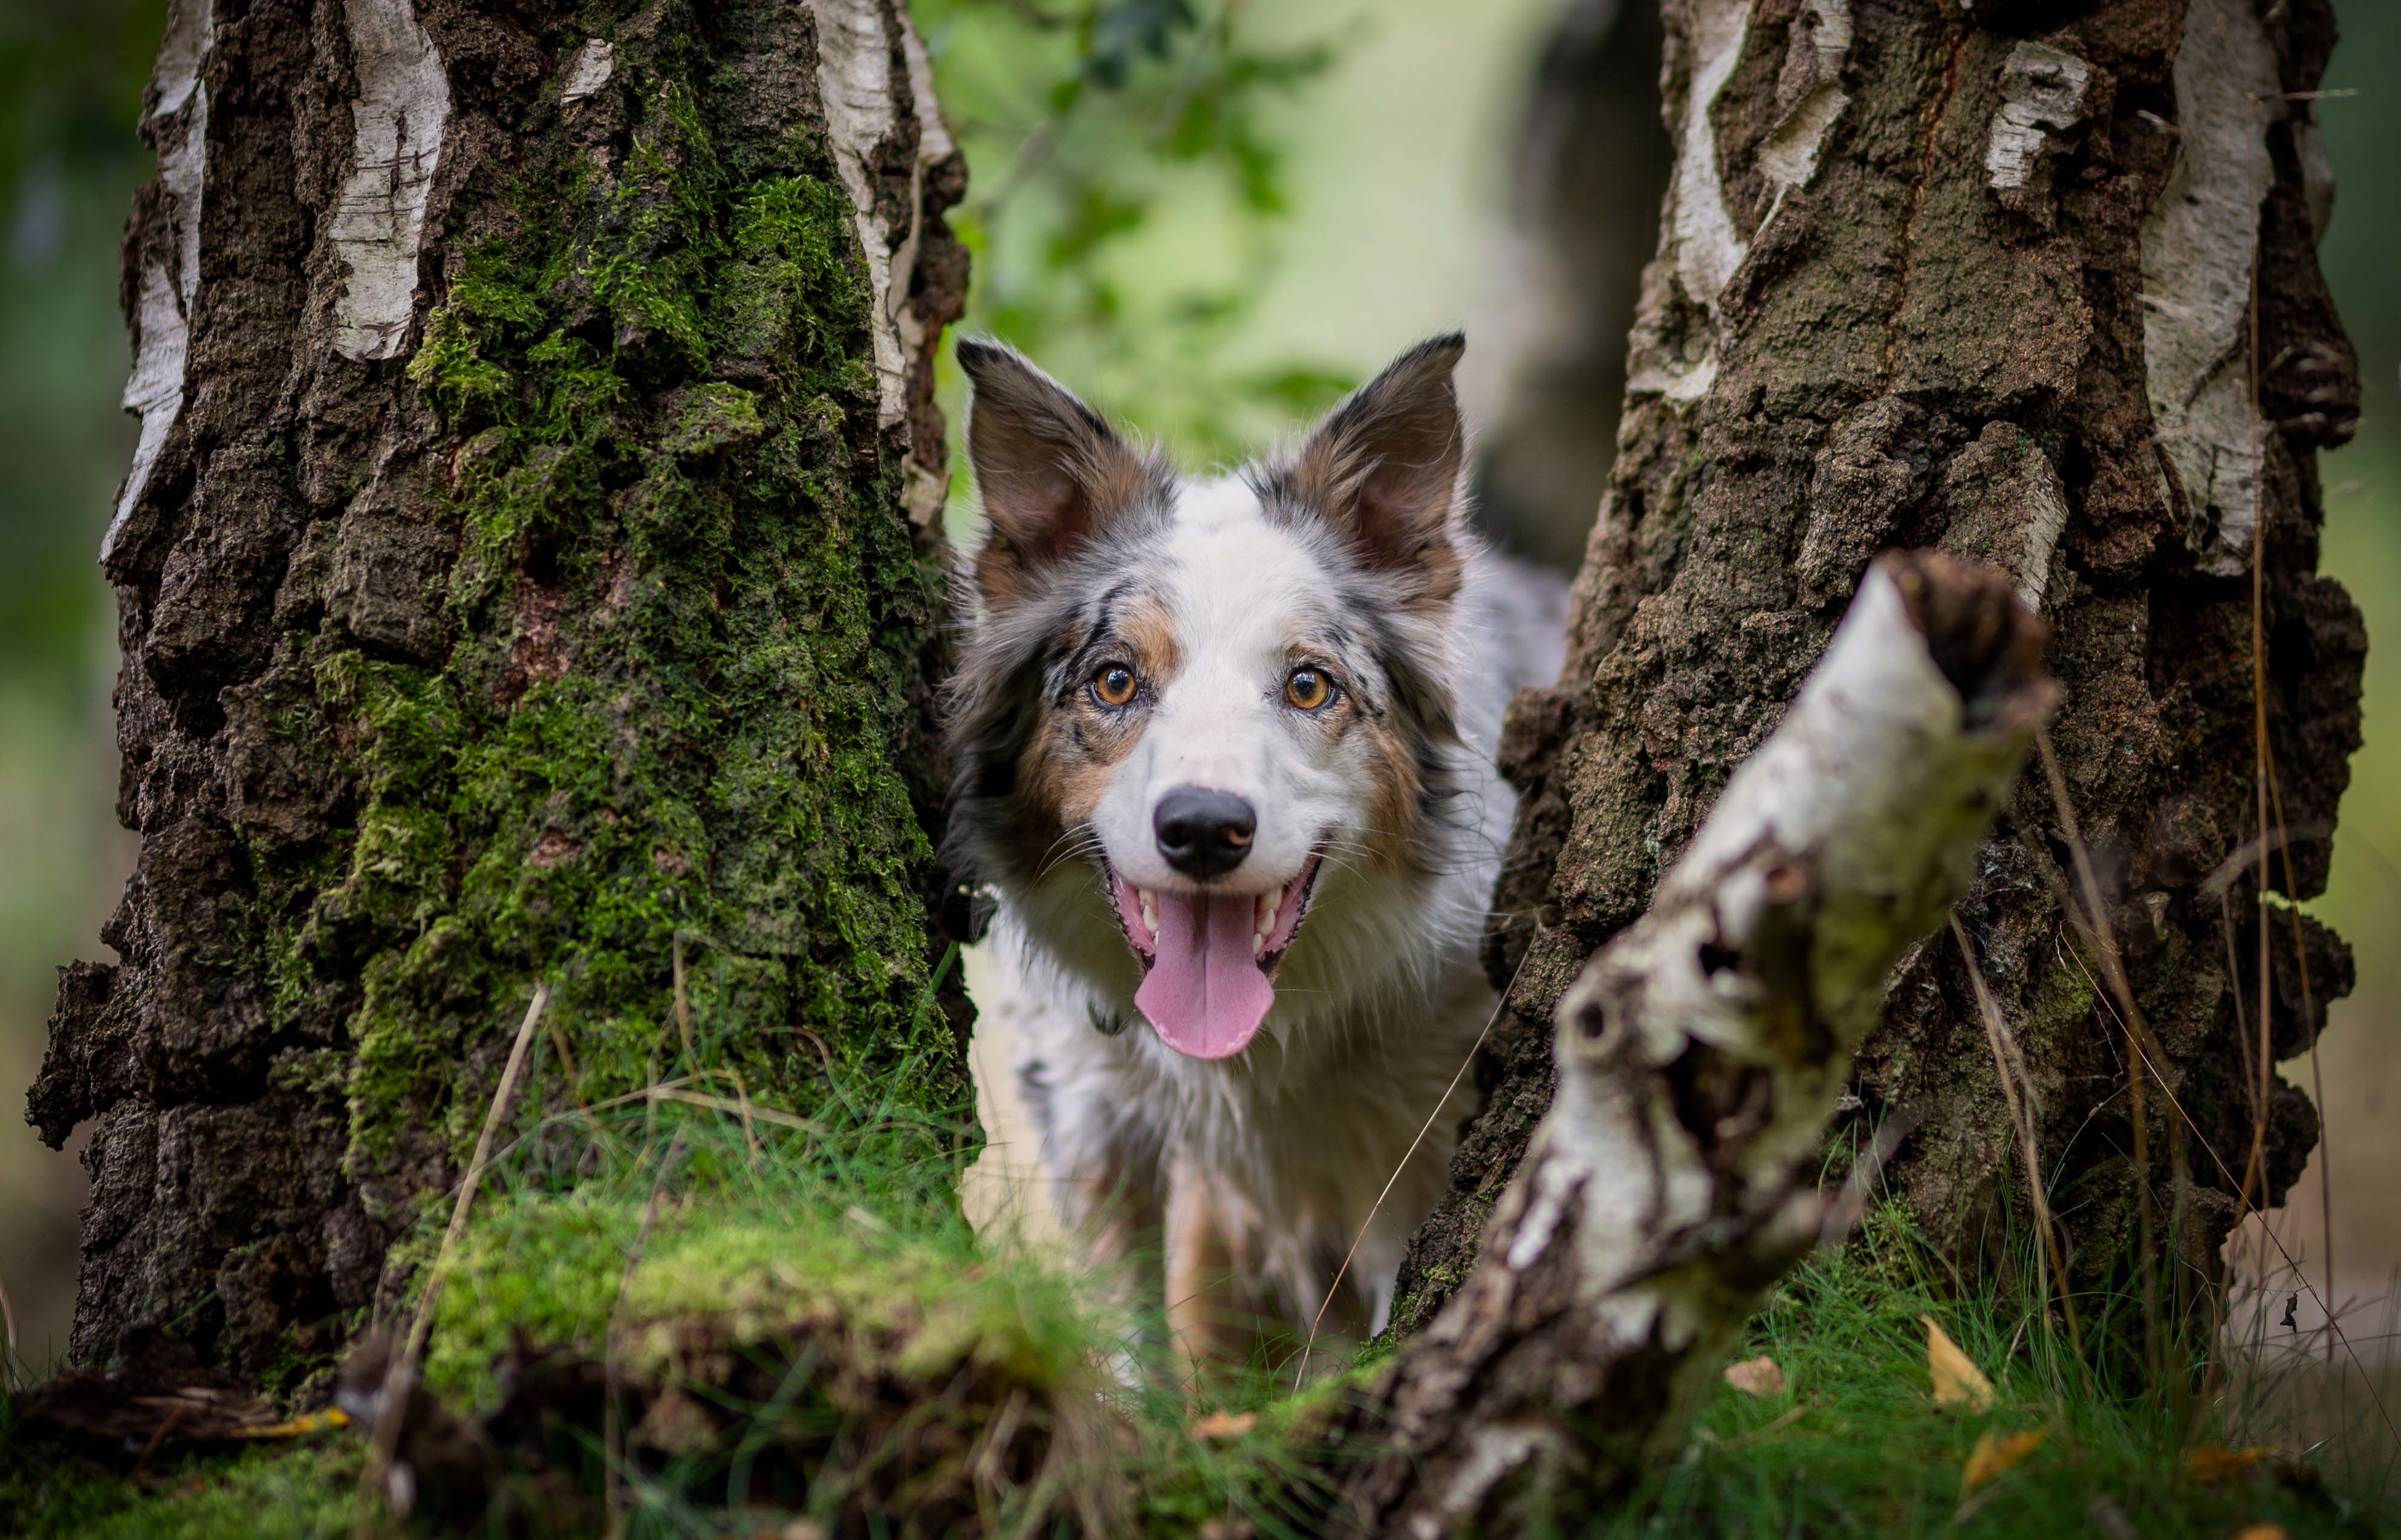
[946,335,1478,1061]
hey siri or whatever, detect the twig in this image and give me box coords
[357,981,551,1536]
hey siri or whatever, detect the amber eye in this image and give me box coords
[1093,664,1139,707]
[1285,667,1333,711]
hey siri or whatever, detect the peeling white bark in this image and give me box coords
[1984,42,2093,191]
[1667,0,1750,313]
[811,0,954,431]
[1626,0,1750,408]
[2139,0,2279,577]
[1756,0,1851,215]
[1350,556,2053,1530]
[560,39,615,105]
[330,0,449,362]
[1756,85,1848,205]
[105,0,212,565]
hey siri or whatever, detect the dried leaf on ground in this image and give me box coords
[2230,1526,2289,1540]
[1960,1426,2049,1495]
[1189,1410,1258,1441]
[2187,1444,2276,1484]
[1723,1356,1786,1397]
[229,1408,352,1440]
[1921,1314,1997,1412]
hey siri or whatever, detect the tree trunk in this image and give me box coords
[30,0,969,1385]
[1397,0,2364,1337]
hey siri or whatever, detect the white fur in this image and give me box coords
[980,473,1560,1339]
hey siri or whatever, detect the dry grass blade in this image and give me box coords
[1292,946,1529,1388]
[0,1270,18,1393]
[2035,730,2161,1374]
[2055,940,2401,1453]
[356,981,551,1536]
[2262,755,2336,1362]
[1952,915,2079,1351]
[674,931,697,1068]
[647,1085,820,1134]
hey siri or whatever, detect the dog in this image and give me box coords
[944,333,1567,1369]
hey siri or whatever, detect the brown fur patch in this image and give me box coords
[1282,625,1430,877]
[1356,709,1432,875]
[1014,596,1186,848]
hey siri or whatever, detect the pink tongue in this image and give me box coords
[1136,889,1274,1061]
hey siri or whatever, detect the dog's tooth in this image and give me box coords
[1253,929,1267,958]
[1139,892,1158,935]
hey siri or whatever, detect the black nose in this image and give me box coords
[1153,787,1257,880]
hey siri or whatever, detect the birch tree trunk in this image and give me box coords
[1396,0,2364,1337]
[29,0,969,1383]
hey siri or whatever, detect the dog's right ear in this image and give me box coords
[958,339,1155,606]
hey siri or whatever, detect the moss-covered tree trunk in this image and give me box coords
[31,0,969,1386]
[1397,0,2364,1335]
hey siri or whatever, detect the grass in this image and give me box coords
[6,1064,2397,1538]
[1608,1209,2401,1539]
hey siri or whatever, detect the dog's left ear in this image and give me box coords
[1281,333,1467,594]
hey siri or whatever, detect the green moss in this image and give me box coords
[0,1422,362,1540]
[222,36,963,1229]
[420,1171,1092,1408]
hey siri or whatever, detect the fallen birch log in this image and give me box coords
[1333,551,2057,1534]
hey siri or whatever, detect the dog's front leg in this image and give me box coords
[1163,1152,1280,1386]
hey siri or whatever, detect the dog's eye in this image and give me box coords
[1285,667,1333,711]
[1093,664,1139,707]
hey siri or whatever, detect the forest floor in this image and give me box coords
[4,1084,2397,1539]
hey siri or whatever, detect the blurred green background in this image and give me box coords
[0,0,2392,1379]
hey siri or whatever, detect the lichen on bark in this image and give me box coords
[33,0,970,1385]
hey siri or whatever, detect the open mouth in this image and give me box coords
[1105,851,1324,1061]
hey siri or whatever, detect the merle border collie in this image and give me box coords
[944,334,1565,1368]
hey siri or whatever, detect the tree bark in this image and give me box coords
[1336,553,2053,1530]
[1397,0,2364,1337]
[30,0,969,1384]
